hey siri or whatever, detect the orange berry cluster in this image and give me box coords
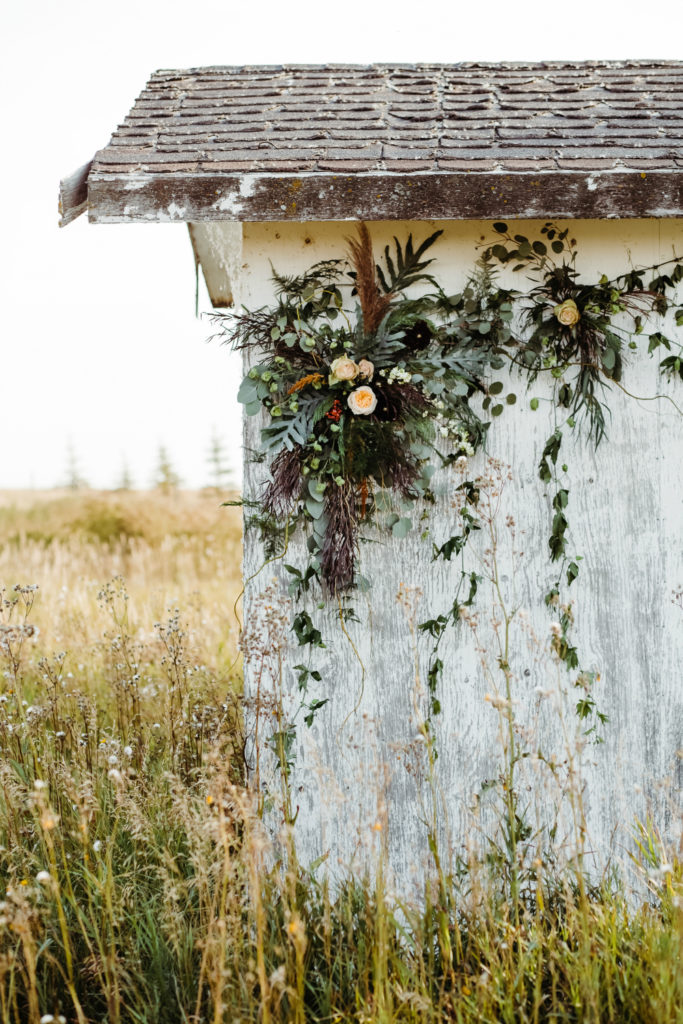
[326,399,342,423]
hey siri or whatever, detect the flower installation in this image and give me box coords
[213,221,683,602]
[218,224,492,594]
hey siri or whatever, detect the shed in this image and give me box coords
[62,62,683,888]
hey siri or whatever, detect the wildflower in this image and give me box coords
[108,768,123,784]
[36,871,51,885]
[108,755,118,765]
[92,840,102,852]
[123,746,133,758]
[40,812,58,831]
[20,879,28,886]
[269,964,286,987]
[40,1016,55,1024]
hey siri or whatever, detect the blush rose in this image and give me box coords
[329,357,359,383]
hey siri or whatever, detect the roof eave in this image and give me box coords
[85,169,683,224]
[58,161,93,227]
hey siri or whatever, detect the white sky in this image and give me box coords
[2,0,681,489]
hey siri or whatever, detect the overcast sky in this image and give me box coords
[2,0,680,490]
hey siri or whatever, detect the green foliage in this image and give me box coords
[292,609,325,648]
[375,229,444,293]
[481,221,683,444]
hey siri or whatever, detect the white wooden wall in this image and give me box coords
[224,218,683,893]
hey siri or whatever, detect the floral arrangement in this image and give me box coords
[478,221,683,443]
[217,224,492,594]
[213,221,683,603]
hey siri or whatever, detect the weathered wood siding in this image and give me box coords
[232,218,682,891]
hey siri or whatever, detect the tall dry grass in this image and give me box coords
[0,489,243,682]
[0,489,679,1023]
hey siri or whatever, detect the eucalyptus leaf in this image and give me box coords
[392,517,412,539]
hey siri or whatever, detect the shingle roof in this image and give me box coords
[63,62,683,225]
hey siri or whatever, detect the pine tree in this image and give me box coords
[115,458,134,491]
[153,446,181,493]
[64,440,88,491]
[206,427,232,492]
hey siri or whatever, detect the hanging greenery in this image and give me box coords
[212,221,683,600]
[214,224,496,594]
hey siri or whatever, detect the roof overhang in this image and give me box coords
[81,168,683,224]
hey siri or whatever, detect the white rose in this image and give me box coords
[329,357,359,383]
[347,386,378,416]
[357,359,374,380]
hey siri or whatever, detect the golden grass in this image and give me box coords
[0,489,680,1023]
[0,488,244,683]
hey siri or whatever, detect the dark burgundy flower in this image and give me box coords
[402,320,432,351]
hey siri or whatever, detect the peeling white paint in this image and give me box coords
[238,218,683,888]
[167,202,187,219]
[238,174,258,199]
[211,175,261,217]
[212,192,244,216]
[122,176,148,192]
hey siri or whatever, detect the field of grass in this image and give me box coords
[0,489,680,1023]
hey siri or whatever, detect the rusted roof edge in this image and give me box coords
[86,169,683,224]
[59,161,93,228]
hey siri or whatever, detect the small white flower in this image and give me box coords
[153,722,161,730]
[40,1015,55,1024]
[33,779,47,791]
[455,455,468,471]
[92,840,102,852]
[123,746,133,758]
[439,426,449,437]
[36,871,51,885]
[108,768,123,784]
[108,755,118,766]
[549,622,562,638]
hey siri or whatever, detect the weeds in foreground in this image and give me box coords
[0,491,679,1022]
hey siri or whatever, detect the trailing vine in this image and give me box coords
[213,221,683,737]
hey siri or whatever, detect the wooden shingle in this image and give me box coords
[62,62,683,224]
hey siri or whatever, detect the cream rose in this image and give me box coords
[357,358,375,380]
[554,298,580,327]
[347,386,377,416]
[329,356,359,383]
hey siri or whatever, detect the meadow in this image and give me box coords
[0,489,680,1023]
